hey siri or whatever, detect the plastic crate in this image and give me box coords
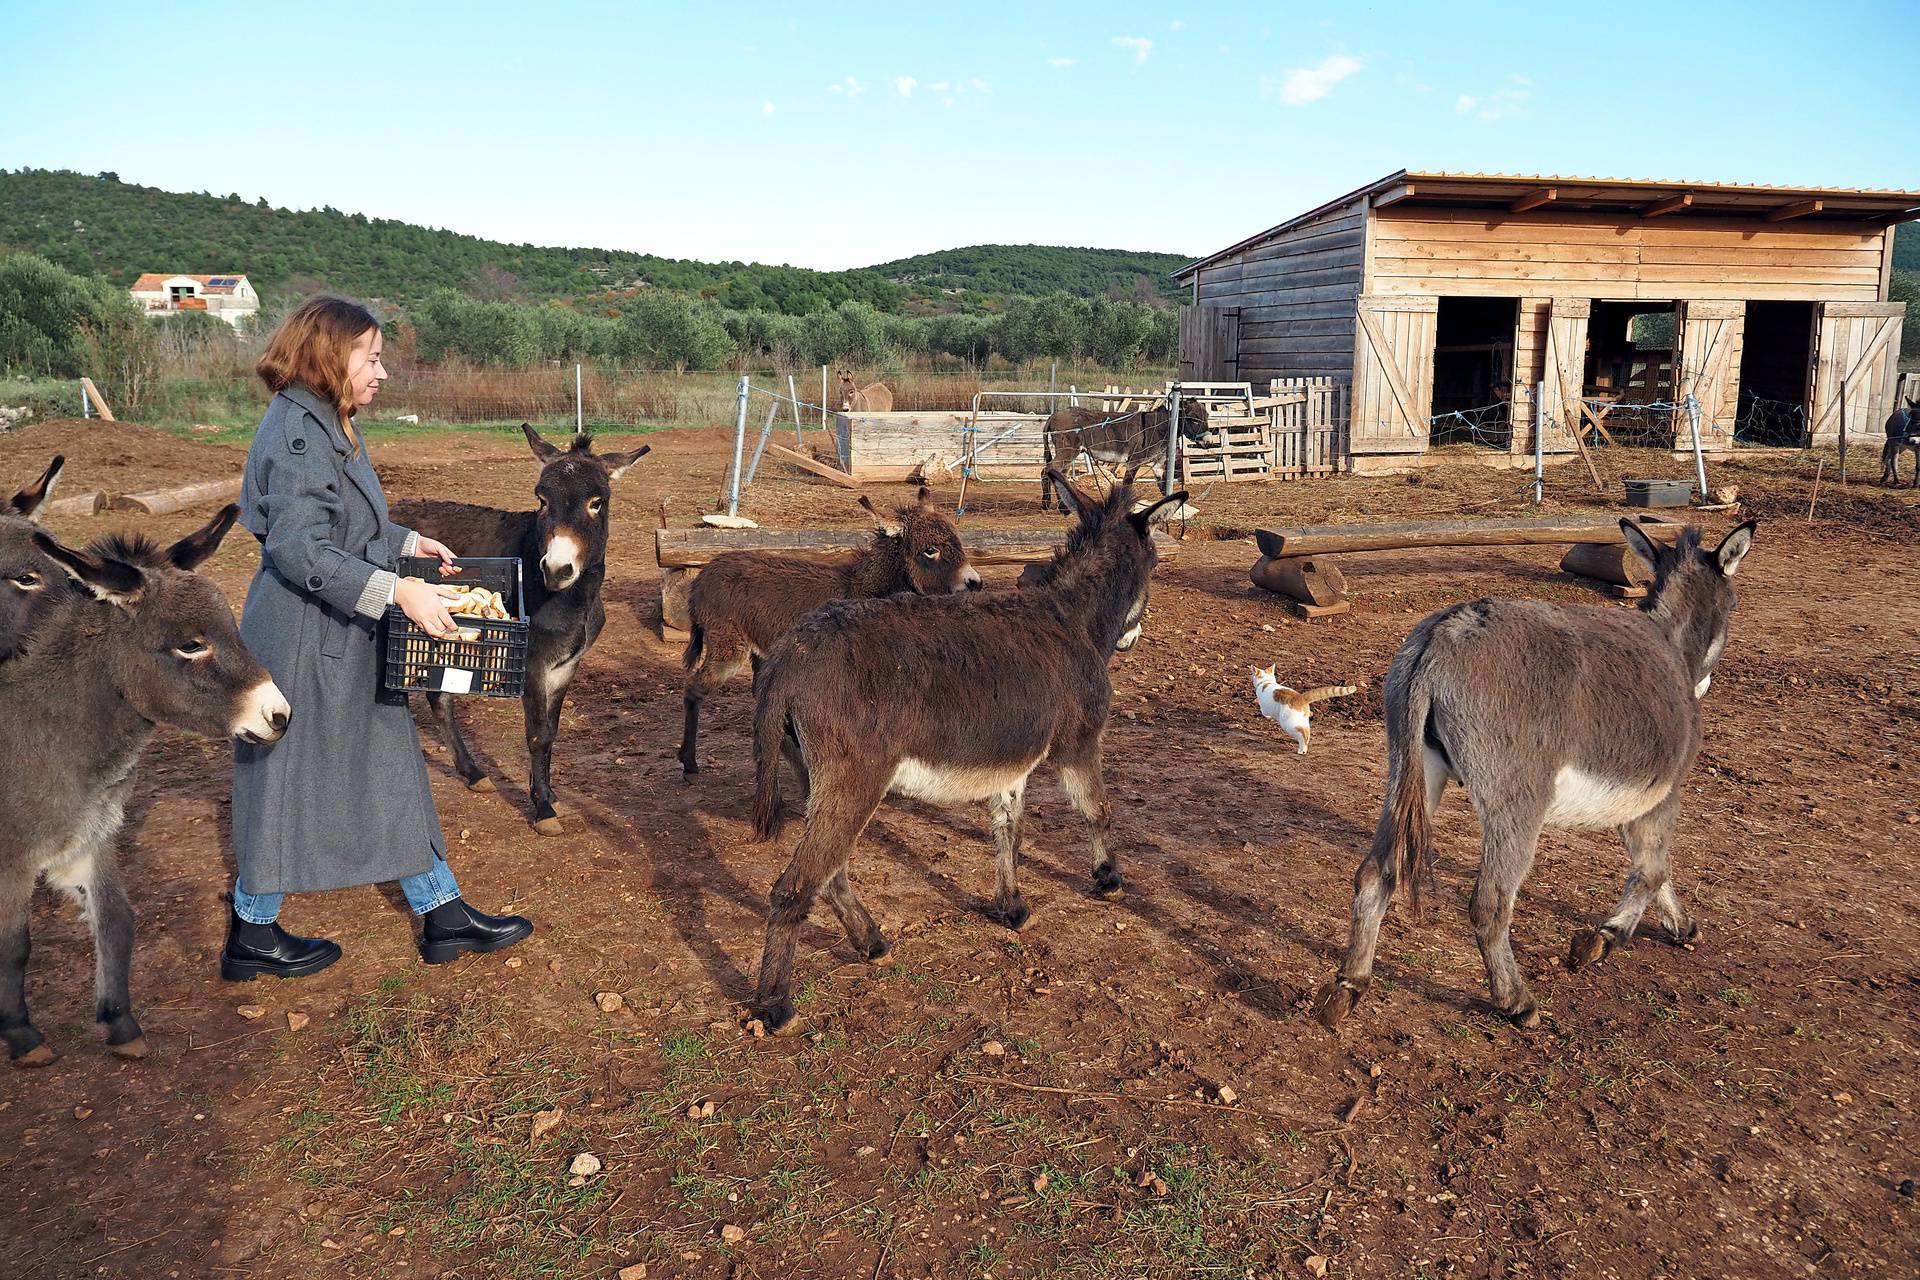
[382,556,528,698]
[1623,477,1694,508]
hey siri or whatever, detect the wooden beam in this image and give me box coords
[1253,515,1682,560]
[1508,187,1556,214]
[1640,192,1693,219]
[656,526,1074,570]
[79,377,115,421]
[1764,199,1823,223]
[760,441,863,488]
[1370,183,1418,209]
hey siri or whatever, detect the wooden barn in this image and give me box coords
[1175,171,1918,471]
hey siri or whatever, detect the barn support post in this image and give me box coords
[1684,394,1708,499]
[1164,386,1182,495]
[726,375,750,516]
[575,363,583,434]
[1838,377,1849,485]
[1533,381,1545,505]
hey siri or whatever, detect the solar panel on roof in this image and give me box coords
[207,276,237,286]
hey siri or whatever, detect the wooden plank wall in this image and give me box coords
[1190,199,1367,385]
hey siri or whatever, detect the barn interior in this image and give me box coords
[1583,300,1679,446]
[1429,296,1518,447]
[1736,301,1816,445]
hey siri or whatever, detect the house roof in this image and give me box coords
[1173,170,1920,279]
[130,273,251,294]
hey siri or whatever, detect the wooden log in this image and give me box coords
[1559,541,1654,590]
[659,566,693,640]
[106,476,241,515]
[1249,555,1347,606]
[42,492,107,518]
[1253,515,1682,559]
[762,441,863,488]
[656,526,1073,570]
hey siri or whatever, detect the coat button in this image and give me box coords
[289,436,306,453]
[308,575,324,589]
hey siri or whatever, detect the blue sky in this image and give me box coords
[4,1,1917,270]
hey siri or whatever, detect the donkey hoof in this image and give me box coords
[994,901,1033,933]
[467,775,496,793]
[12,1042,57,1069]
[1508,1002,1541,1030]
[108,1035,150,1060]
[680,761,700,777]
[532,815,565,837]
[1313,980,1358,1029]
[748,1003,799,1038]
[1567,928,1612,972]
[1093,869,1126,901]
[862,936,892,962]
[1667,919,1700,949]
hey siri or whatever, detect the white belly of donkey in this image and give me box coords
[889,757,1038,805]
[1542,766,1671,829]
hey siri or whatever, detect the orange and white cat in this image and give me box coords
[1250,666,1358,754]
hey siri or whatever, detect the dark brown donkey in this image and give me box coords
[1,507,289,1065]
[1315,519,1758,1031]
[2,456,73,661]
[743,471,1186,1034]
[678,487,979,776]
[1039,400,1217,511]
[392,424,649,835]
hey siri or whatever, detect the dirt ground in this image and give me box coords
[1,420,1915,1280]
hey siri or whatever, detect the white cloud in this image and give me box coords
[1113,35,1152,64]
[893,75,917,97]
[969,78,992,93]
[1169,19,1185,30]
[761,100,775,117]
[1269,53,1364,106]
[1455,81,1532,121]
[1046,56,1079,67]
[943,97,955,108]
[1454,94,1476,114]
[826,75,864,97]
[927,80,950,91]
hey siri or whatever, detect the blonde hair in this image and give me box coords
[256,296,379,451]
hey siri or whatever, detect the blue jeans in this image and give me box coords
[233,855,462,924]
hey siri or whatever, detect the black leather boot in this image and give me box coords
[220,909,342,982]
[419,899,533,964]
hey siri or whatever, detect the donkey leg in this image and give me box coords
[986,783,1032,931]
[1057,763,1122,900]
[1468,817,1544,1028]
[680,638,750,776]
[1572,802,1685,969]
[822,865,888,960]
[750,777,886,1036]
[77,852,145,1057]
[0,883,51,1067]
[1315,807,1402,1028]
[427,691,492,791]
[525,657,578,836]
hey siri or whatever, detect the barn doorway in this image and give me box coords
[1429,296,1517,448]
[1735,301,1815,446]
[1583,300,1679,447]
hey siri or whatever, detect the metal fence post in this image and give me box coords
[727,375,750,516]
[788,374,804,446]
[1533,381,1546,505]
[1164,386,1182,495]
[820,365,829,428]
[744,392,780,489]
[1684,394,1708,499]
[574,363,583,435]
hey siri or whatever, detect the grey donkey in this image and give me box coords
[0,506,290,1066]
[1881,395,1920,487]
[2,456,74,662]
[1315,518,1758,1030]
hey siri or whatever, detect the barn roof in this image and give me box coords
[130,273,251,293]
[1172,171,1920,279]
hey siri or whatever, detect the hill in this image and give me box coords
[872,244,1191,304]
[1894,221,1919,273]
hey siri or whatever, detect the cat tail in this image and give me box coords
[1300,684,1357,705]
[1374,645,1435,923]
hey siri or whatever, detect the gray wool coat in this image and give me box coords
[231,383,445,894]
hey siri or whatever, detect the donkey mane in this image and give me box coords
[86,532,165,567]
[1024,483,1133,588]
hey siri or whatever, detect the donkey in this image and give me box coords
[742,470,1186,1034]
[1314,519,1758,1031]
[834,370,893,413]
[0,507,289,1066]
[1881,396,1920,488]
[2,456,73,662]
[392,424,650,835]
[1039,401,1218,511]
[679,486,979,777]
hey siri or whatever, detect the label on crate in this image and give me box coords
[432,667,475,694]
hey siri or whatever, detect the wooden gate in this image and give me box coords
[1673,300,1745,450]
[1536,297,1590,455]
[1810,302,1906,445]
[1179,305,1240,383]
[1350,295,1436,455]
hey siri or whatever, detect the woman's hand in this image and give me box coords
[415,535,460,575]
[395,577,466,639]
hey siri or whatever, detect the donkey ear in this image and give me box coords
[1131,491,1189,532]
[1618,519,1662,576]
[522,423,562,463]
[602,443,651,481]
[166,504,240,571]
[9,454,64,521]
[1712,520,1757,578]
[857,495,901,537]
[32,531,145,605]
[1046,469,1087,521]
[916,484,932,506]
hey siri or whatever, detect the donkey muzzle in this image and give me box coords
[235,678,292,745]
[541,532,584,591]
[960,565,983,591]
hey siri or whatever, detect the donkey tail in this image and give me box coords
[750,658,798,842]
[1301,683,1358,706]
[682,620,704,670]
[1381,651,1436,922]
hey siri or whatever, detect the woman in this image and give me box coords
[225,296,532,980]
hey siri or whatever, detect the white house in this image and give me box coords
[128,274,260,328]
